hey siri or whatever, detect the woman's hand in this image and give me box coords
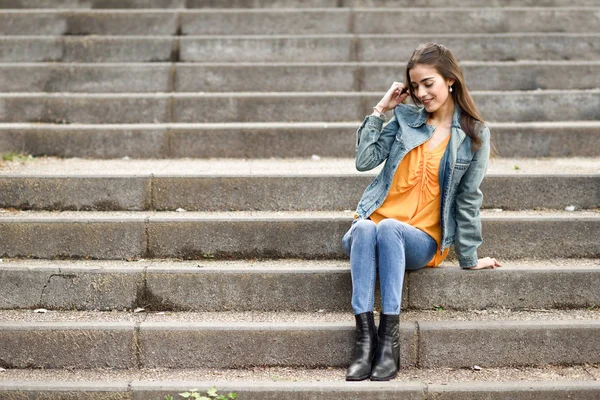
[376,82,410,113]
[464,257,502,270]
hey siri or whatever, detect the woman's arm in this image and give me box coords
[354,114,400,171]
[454,126,491,268]
[354,82,409,171]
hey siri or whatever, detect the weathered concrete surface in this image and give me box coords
[2,174,588,211]
[138,321,417,368]
[491,123,600,157]
[0,322,135,369]
[1,122,597,159]
[418,320,600,368]
[0,11,178,35]
[182,9,351,35]
[477,216,599,259]
[0,212,598,260]
[0,64,172,93]
[0,382,131,400]
[144,266,354,311]
[0,176,151,211]
[0,0,596,7]
[165,124,355,158]
[0,94,169,124]
[151,176,369,211]
[428,381,600,400]
[1,261,599,312]
[179,34,600,62]
[0,0,185,7]
[180,36,354,62]
[354,8,600,34]
[132,381,426,400]
[0,216,146,259]
[37,266,144,311]
[407,267,600,311]
[185,0,337,8]
[0,125,169,159]
[0,37,175,62]
[2,380,600,400]
[359,34,600,62]
[146,216,348,259]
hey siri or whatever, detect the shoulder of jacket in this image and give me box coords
[393,103,425,123]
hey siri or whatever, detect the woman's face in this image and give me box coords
[409,64,454,113]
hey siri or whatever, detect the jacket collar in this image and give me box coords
[406,103,462,129]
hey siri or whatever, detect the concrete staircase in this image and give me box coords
[0,0,599,398]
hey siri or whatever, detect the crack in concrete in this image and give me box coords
[38,269,77,305]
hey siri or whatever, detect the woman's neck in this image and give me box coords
[428,98,455,127]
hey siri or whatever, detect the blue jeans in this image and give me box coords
[342,218,437,315]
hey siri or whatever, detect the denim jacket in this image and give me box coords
[354,103,490,268]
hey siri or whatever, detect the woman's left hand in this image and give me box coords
[465,257,502,270]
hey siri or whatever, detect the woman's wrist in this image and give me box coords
[374,104,388,114]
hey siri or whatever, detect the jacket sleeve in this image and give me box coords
[454,126,490,268]
[354,114,400,171]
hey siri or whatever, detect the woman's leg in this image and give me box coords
[376,218,437,315]
[371,219,437,381]
[342,219,378,314]
[342,219,379,380]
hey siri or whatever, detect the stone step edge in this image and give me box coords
[1,318,599,369]
[1,380,600,400]
[1,210,597,220]
[3,318,600,329]
[2,259,599,311]
[1,121,600,128]
[4,6,600,12]
[4,32,600,38]
[3,60,600,66]
[2,89,600,97]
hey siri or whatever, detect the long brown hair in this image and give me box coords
[405,42,486,152]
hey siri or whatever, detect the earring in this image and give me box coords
[449,86,453,92]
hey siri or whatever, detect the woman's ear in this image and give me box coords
[447,79,456,87]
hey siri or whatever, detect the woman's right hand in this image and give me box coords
[376,81,410,113]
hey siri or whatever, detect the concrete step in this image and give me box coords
[1,0,596,8]
[0,157,597,211]
[0,36,175,63]
[0,259,598,312]
[2,61,600,93]
[0,0,598,9]
[0,0,187,7]
[3,8,598,36]
[1,121,598,159]
[181,33,600,62]
[1,91,598,123]
[0,10,179,35]
[1,365,600,400]
[2,379,600,400]
[0,309,599,369]
[2,34,599,62]
[0,210,597,260]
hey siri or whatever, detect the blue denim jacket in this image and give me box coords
[354,103,490,268]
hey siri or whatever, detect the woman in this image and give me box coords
[342,42,501,382]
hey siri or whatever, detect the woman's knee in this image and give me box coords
[377,218,409,239]
[353,219,377,237]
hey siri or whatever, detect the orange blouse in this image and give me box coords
[369,134,451,267]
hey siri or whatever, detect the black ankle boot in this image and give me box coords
[345,312,377,381]
[370,313,400,381]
